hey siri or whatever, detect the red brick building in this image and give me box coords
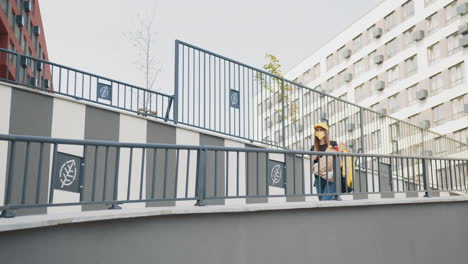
[0,0,49,87]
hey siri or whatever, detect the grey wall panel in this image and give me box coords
[245,144,267,204]
[146,121,177,207]
[286,154,305,202]
[200,134,225,205]
[1,201,468,264]
[82,106,119,211]
[8,89,53,215]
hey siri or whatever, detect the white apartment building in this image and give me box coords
[283,0,468,150]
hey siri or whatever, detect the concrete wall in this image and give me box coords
[1,199,467,264]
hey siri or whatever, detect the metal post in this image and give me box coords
[359,107,365,153]
[195,148,207,206]
[422,158,430,197]
[173,40,180,124]
[281,79,286,148]
[109,147,122,209]
[334,155,341,201]
[14,55,21,82]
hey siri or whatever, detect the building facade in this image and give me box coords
[0,0,49,87]
[284,0,468,151]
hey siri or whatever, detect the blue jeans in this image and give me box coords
[315,176,337,201]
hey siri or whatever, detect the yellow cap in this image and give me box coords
[314,122,329,131]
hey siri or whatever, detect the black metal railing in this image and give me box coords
[174,40,468,158]
[0,48,175,122]
[1,134,466,218]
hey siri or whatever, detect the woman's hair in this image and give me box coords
[313,129,330,151]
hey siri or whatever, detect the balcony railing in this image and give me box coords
[0,133,467,218]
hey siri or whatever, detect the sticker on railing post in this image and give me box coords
[268,160,286,188]
[53,152,83,193]
[97,82,112,102]
[229,89,240,109]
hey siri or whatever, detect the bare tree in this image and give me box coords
[125,12,161,115]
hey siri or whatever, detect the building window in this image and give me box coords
[426,12,439,33]
[369,76,378,93]
[390,123,400,140]
[447,32,460,55]
[354,59,364,77]
[387,65,399,85]
[327,77,335,93]
[434,137,447,156]
[445,1,458,22]
[449,62,465,87]
[371,130,382,147]
[405,55,417,76]
[403,27,414,46]
[425,0,435,7]
[432,104,445,126]
[313,63,320,80]
[385,38,398,58]
[2,0,8,14]
[427,42,441,63]
[451,94,467,120]
[355,84,365,102]
[388,93,401,113]
[384,12,396,32]
[406,84,418,104]
[407,113,420,124]
[453,128,468,145]
[326,54,334,70]
[430,73,443,94]
[367,25,375,42]
[402,0,414,20]
[353,34,363,52]
[368,50,376,70]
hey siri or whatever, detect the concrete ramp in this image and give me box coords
[1,197,468,264]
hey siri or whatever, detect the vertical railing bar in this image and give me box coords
[152,148,158,199]
[203,52,206,128]
[4,140,16,207]
[301,154,305,195]
[411,158,416,192]
[309,154,313,195]
[198,50,201,127]
[225,151,229,197]
[256,152,259,196]
[163,148,168,199]
[185,149,190,198]
[112,147,120,204]
[48,143,58,204]
[21,141,31,204]
[215,150,218,197]
[236,151,240,197]
[127,147,133,201]
[139,148,146,200]
[80,145,87,202]
[174,149,180,199]
[91,146,99,202]
[371,156,375,193]
[102,146,109,201]
[246,151,249,196]
[293,152,296,195]
[35,142,44,204]
[377,157,381,193]
[265,152,269,196]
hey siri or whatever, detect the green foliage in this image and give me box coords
[257,54,298,122]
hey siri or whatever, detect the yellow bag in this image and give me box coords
[340,147,354,192]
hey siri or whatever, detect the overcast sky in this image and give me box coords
[40,0,383,95]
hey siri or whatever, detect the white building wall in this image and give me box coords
[284,0,468,147]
